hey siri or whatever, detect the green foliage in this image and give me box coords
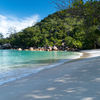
[1,1,100,50]
[97,37,100,47]
[65,36,82,48]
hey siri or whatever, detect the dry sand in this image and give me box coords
[0,50,100,100]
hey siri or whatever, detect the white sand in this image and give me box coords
[0,50,100,100]
[81,49,100,58]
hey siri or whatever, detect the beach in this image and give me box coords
[0,50,100,100]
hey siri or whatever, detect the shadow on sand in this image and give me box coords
[0,56,100,100]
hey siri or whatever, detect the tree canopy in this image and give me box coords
[0,0,100,50]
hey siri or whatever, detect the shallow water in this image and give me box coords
[0,50,81,85]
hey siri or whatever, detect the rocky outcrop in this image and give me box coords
[0,43,12,49]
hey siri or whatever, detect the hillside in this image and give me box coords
[1,1,100,50]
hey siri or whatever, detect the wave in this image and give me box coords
[0,51,83,86]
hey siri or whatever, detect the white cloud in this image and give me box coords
[0,14,39,37]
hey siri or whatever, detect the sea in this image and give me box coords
[0,50,82,85]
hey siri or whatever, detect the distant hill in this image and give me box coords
[1,1,100,50]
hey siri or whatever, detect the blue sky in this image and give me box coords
[0,0,56,37]
[0,0,56,20]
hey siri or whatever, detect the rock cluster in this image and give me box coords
[0,44,78,51]
[0,43,11,49]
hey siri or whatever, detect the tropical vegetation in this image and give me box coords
[0,0,100,50]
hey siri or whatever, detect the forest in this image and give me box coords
[0,0,100,50]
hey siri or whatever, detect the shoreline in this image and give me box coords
[0,51,82,86]
[0,49,100,100]
[81,49,100,58]
[0,49,99,86]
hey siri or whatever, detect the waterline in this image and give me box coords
[0,50,82,85]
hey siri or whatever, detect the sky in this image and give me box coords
[0,0,56,37]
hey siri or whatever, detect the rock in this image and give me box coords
[47,49,50,51]
[53,46,58,51]
[29,47,34,51]
[2,43,12,49]
[17,48,22,51]
[66,47,70,51]
[62,43,65,46]
[42,47,45,51]
[48,46,52,51]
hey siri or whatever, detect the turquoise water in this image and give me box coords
[0,50,81,85]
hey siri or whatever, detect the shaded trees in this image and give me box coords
[0,33,3,39]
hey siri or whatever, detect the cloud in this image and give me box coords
[0,14,39,37]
